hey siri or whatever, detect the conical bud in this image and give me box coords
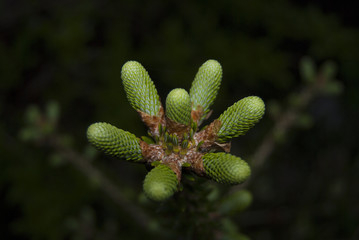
[87,122,142,161]
[143,164,178,201]
[166,88,192,125]
[217,96,265,143]
[203,152,251,184]
[121,61,161,116]
[190,60,222,122]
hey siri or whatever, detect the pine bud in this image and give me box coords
[166,88,192,125]
[203,152,251,184]
[217,96,265,143]
[87,122,142,161]
[143,164,178,201]
[190,60,222,122]
[121,61,161,116]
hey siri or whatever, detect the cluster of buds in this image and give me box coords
[87,60,265,201]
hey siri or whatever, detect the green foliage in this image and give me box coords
[203,153,251,185]
[121,61,161,116]
[217,96,265,143]
[143,164,178,202]
[190,59,222,122]
[87,122,142,161]
[165,88,192,125]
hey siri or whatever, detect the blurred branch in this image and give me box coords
[251,83,315,169]
[251,58,342,171]
[47,136,152,230]
[19,101,155,233]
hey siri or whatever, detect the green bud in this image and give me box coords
[143,164,178,201]
[217,96,265,143]
[203,153,251,185]
[181,139,189,149]
[172,134,178,146]
[190,60,222,121]
[166,88,192,125]
[189,129,194,139]
[121,61,161,116]
[87,122,142,161]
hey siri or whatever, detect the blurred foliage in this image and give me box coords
[1,0,359,239]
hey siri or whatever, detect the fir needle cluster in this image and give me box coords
[87,60,265,201]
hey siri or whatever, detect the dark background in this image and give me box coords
[1,0,358,239]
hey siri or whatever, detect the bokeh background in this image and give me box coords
[1,0,358,239]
